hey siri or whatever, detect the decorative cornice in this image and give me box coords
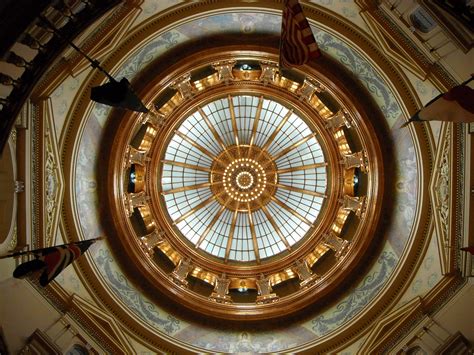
[31,103,40,249]
[453,124,465,271]
[41,99,65,247]
[429,123,459,275]
[358,297,424,353]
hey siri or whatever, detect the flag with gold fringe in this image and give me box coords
[11,238,100,286]
[280,0,321,68]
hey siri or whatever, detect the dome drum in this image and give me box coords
[107,48,385,320]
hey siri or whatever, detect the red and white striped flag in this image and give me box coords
[280,0,321,68]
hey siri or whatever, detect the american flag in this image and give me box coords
[280,0,321,68]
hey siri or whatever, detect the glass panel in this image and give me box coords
[161,95,326,262]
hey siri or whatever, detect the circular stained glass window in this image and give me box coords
[161,95,327,262]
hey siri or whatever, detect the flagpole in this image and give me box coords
[460,74,473,86]
[401,74,474,128]
[38,16,115,82]
[0,237,105,259]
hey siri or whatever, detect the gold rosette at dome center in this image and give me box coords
[211,145,277,212]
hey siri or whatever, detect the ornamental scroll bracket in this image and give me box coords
[293,259,320,288]
[325,109,352,129]
[259,61,278,86]
[140,105,165,129]
[209,273,233,304]
[170,258,193,287]
[256,274,279,304]
[339,195,367,218]
[140,229,165,257]
[124,191,150,217]
[297,79,323,102]
[124,145,149,168]
[170,73,194,99]
[323,232,350,260]
[341,151,369,172]
[212,60,236,85]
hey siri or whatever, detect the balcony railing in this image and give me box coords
[0,0,121,152]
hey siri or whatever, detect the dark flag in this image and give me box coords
[12,239,97,286]
[280,0,321,68]
[461,246,474,255]
[402,76,474,127]
[91,78,149,113]
[36,16,148,113]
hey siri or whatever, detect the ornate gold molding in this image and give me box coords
[103,47,385,322]
[49,0,439,352]
[40,99,65,247]
[430,123,457,275]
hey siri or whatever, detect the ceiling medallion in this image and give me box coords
[217,150,275,207]
[110,49,384,320]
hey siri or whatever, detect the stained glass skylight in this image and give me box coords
[161,95,327,263]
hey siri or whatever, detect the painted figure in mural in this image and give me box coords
[231,332,256,353]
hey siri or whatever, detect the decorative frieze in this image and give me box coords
[434,129,450,244]
[9,225,17,250]
[15,180,25,193]
[44,110,64,247]
[429,124,456,275]
[9,127,17,146]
